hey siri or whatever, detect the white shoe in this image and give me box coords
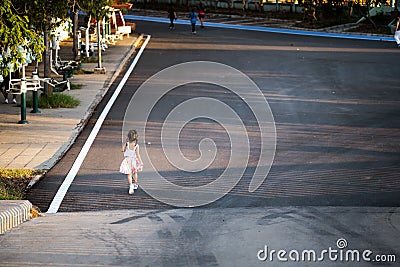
[4,99,8,104]
[12,99,16,104]
[128,184,135,195]
[133,184,138,189]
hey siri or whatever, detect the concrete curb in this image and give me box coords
[0,200,32,235]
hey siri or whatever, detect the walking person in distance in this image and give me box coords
[1,72,18,104]
[189,8,199,34]
[197,0,206,28]
[394,14,400,47]
[168,4,177,30]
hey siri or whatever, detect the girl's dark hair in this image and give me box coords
[127,130,138,143]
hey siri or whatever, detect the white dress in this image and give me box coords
[119,143,142,174]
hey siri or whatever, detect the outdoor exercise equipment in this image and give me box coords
[8,66,42,124]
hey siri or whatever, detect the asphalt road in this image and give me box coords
[28,21,400,212]
[8,20,399,267]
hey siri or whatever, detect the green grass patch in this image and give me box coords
[70,83,84,90]
[0,169,43,200]
[27,93,80,109]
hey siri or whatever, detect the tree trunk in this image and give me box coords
[72,10,81,62]
[97,20,102,69]
[43,31,52,95]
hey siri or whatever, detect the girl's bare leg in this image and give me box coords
[127,173,133,184]
[128,173,135,194]
[133,172,138,185]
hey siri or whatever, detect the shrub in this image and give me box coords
[0,169,42,200]
[27,92,80,109]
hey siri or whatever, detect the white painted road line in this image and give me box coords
[47,35,152,214]
[125,15,395,42]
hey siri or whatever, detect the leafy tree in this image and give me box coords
[11,0,74,94]
[0,0,45,78]
[1,0,117,89]
[79,0,113,69]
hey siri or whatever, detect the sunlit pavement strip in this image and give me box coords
[125,15,395,42]
[46,35,152,214]
[0,207,398,266]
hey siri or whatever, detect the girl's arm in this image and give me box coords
[121,143,126,152]
[136,145,143,165]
